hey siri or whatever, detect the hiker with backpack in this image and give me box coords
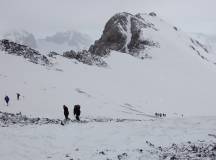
[73,104,81,121]
[63,105,69,120]
[16,93,21,100]
[4,95,10,106]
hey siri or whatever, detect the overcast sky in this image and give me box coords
[0,0,215,39]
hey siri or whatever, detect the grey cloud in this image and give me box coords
[0,0,215,39]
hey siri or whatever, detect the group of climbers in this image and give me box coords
[4,93,21,106]
[3,93,81,122]
[63,104,81,121]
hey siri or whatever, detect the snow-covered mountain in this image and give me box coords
[1,11,216,117]
[37,31,93,53]
[2,30,37,49]
[1,30,93,54]
[90,12,215,63]
[1,12,216,160]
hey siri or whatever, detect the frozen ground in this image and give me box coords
[0,111,216,160]
[1,41,216,159]
[1,13,216,159]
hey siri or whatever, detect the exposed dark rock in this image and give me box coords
[149,12,157,17]
[117,152,128,160]
[63,50,107,67]
[173,26,178,31]
[89,12,159,57]
[0,111,61,127]
[0,39,51,66]
[0,111,145,127]
[63,50,77,58]
[47,51,60,58]
[99,151,106,155]
[190,38,208,53]
[146,140,216,160]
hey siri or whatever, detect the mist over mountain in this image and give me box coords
[37,31,93,53]
[1,30,93,54]
[3,30,37,49]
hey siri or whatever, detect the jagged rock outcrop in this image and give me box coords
[89,12,159,57]
[63,50,107,67]
[0,39,50,65]
[146,140,216,160]
[0,111,61,127]
[149,12,157,17]
[47,51,60,58]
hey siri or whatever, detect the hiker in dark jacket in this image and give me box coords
[4,96,10,106]
[73,105,81,121]
[16,93,20,100]
[63,105,69,120]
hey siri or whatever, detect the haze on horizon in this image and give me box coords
[0,0,215,39]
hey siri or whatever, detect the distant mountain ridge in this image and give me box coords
[38,31,93,53]
[1,30,93,54]
[0,39,50,65]
[3,30,37,49]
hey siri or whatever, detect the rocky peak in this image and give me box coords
[149,12,157,17]
[62,49,107,67]
[89,12,158,57]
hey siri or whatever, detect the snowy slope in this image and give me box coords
[1,116,216,160]
[1,30,93,54]
[1,13,216,119]
[1,47,216,119]
[1,12,216,160]
[190,33,216,54]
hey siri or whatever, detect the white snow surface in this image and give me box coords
[124,15,132,53]
[1,13,216,160]
[1,116,216,160]
[1,48,216,118]
[190,33,216,55]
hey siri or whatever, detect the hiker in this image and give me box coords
[16,93,20,100]
[4,95,10,106]
[73,104,81,121]
[63,105,69,120]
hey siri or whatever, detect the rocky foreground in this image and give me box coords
[0,111,144,127]
[145,140,216,160]
[1,111,216,160]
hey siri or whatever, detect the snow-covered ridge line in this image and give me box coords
[0,39,51,66]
